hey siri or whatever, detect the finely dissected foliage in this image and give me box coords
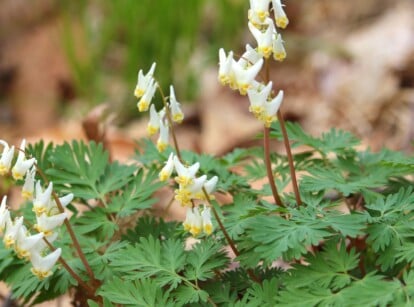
[2,1,414,306]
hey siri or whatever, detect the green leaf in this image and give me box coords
[99,278,173,306]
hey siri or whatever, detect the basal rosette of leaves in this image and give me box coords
[2,1,414,306]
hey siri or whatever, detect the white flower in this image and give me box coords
[0,196,11,232]
[173,156,200,187]
[204,176,219,195]
[4,216,24,248]
[262,90,283,127]
[247,81,273,117]
[34,212,67,237]
[201,206,213,235]
[272,33,286,61]
[134,62,156,98]
[272,0,289,29]
[0,140,14,176]
[169,85,184,123]
[156,119,169,153]
[232,58,264,95]
[238,44,262,68]
[46,193,74,216]
[248,19,274,58]
[137,78,158,112]
[218,48,235,87]
[11,139,36,181]
[33,181,54,216]
[175,175,207,206]
[22,167,36,200]
[147,104,161,136]
[189,208,202,237]
[30,248,61,280]
[159,153,175,181]
[248,0,270,24]
[15,226,44,260]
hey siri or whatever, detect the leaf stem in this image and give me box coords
[276,110,302,206]
[264,127,284,207]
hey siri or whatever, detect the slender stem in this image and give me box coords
[264,127,284,207]
[263,58,284,207]
[42,238,96,298]
[276,110,302,206]
[202,188,261,284]
[35,165,97,282]
[156,82,182,161]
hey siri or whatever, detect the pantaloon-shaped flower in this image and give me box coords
[159,153,175,181]
[0,140,14,176]
[173,156,200,187]
[134,62,156,98]
[156,119,169,152]
[12,139,36,181]
[218,48,235,87]
[169,85,184,123]
[4,216,24,248]
[147,104,161,136]
[248,0,270,24]
[272,0,289,29]
[248,19,274,58]
[247,81,273,117]
[30,248,61,280]
[34,212,67,237]
[22,167,36,200]
[272,33,286,61]
[137,78,157,112]
[33,181,54,216]
[0,197,10,232]
[15,226,44,260]
[232,58,264,95]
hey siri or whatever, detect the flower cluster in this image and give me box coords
[0,139,70,280]
[159,153,217,237]
[134,63,184,152]
[218,0,288,127]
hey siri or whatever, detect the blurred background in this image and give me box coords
[0,0,413,304]
[0,0,413,158]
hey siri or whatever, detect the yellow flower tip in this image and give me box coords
[238,83,250,96]
[190,226,202,237]
[31,268,52,280]
[147,125,159,136]
[33,206,46,216]
[12,171,24,181]
[276,17,289,29]
[0,165,8,176]
[183,222,191,232]
[219,75,229,86]
[174,189,192,207]
[137,100,150,112]
[260,47,273,59]
[159,171,169,182]
[175,176,193,187]
[156,141,168,153]
[22,190,33,201]
[273,52,286,62]
[249,106,264,117]
[15,247,30,260]
[263,115,276,128]
[203,224,213,235]
[4,237,15,249]
[134,88,144,98]
[172,113,184,124]
[258,11,269,23]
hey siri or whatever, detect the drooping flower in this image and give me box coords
[0,197,10,232]
[46,193,74,216]
[137,78,158,112]
[188,208,202,237]
[33,181,54,216]
[262,90,284,127]
[218,48,235,87]
[156,119,169,152]
[248,0,271,25]
[175,175,207,207]
[0,140,14,176]
[272,33,286,61]
[11,139,36,181]
[30,248,61,280]
[134,62,156,98]
[147,104,161,136]
[169,85,184,124]
[272,0,289,29]
[34,212,67,237]
[232,58,264,95]
[173,156,200,187]
[248,19,274,58]
[159,153,175,181]
[4,216,24,248]
[201,206,213,235]
[15,226,44,260]
[247,81,273,117]
[201,176,219,200]
[22,167,36,200]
